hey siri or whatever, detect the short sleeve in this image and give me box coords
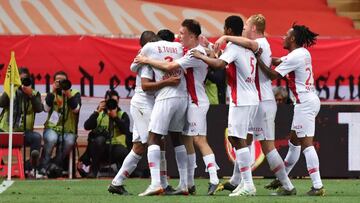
[175,52,204,70]
[275,53,299,77]
[219,43,237,65]
[140,43,151,56]
[139,65,154,80]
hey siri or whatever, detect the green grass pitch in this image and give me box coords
[1,178,360,203]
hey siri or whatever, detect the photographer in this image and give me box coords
[0,67,43,177]
[40,71,81,176]
[78,90,130,178]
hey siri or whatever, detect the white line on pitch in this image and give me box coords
[0,180,14,194]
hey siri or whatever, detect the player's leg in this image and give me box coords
[265,130,300,190]
[138,132,164,196]
[254,101,295,195]
[159,137,175,194]
[168,97,189,195]
[193,136,220,195]
[297,99,324,196]
[110,105,150,195]
[300,136,324,196]
[182,135,196,194]
[284,131,301,174]
[186,104,219,195]
[168,131,189,195]
[139,100,173,196]
[109,141,144,195]
[228,106,257,196]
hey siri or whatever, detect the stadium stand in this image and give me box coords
[328,0,360,29]
[142,0,360,36]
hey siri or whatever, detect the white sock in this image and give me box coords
[284,140,301,174]
[235,147,254,187]
[148,145,161,187]
[160,151,169,189]
[230,148,241,186]
[266,149,294,191]
[303,146,323,189]
[175,145,188,189]
[203,154,219,185]
[112,150,142,186]
[187,153,196,187]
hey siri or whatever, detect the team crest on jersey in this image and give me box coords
[224,128,265,171]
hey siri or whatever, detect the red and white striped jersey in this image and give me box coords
[255,37,275,102]
[131,65,155,109]
[176,44,209,106]
[140,40,187,101]
[275,47,318,103]
[220,42,259,106]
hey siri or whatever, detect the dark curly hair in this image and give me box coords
[292,23,319,48]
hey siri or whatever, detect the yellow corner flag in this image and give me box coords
[4,51,22,98]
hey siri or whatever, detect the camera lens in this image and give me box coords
[60,79,72,90]
[21,77,32,87]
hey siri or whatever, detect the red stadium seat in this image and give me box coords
[0,132,25,180]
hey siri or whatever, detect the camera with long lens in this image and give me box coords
[105,98,118,112]
[59,79,72,91]
[56,79,72,95]
[21,77,32,87]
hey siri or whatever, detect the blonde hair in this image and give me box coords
[248,14,266,34]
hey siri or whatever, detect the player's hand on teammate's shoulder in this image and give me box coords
[134,54,147,64]
[190,49,204,59]
[214,36,227,53]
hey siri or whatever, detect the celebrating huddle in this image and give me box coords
[108,14,324,197]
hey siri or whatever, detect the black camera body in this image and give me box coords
[56,79,72,95]
[105,99,118,112]
[21,77,32,87]
[59,79,72,91]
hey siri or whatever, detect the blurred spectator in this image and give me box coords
[78,90,131,178]
[0,67,43,178]
[273,86,289,104]
[205,68,226,104]
[40,71,81,178]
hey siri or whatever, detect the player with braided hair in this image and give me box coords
[256,24,324,196]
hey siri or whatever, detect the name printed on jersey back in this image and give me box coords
[157,46,179,54]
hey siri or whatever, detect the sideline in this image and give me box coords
[0,180,14,194]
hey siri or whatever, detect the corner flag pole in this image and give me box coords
[7,82,15,181]
[6,51,21,181]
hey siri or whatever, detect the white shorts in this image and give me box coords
[251,100,277,141]
[228,105,258,139]
[130,105,152,144]
[148,97,188,135]
[291,97,320,138]
[184,104,209,136]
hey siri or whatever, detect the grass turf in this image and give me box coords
[1,178,360,203]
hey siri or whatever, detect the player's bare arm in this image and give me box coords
[141,76,180,91]
[191,49,227,69]
[130,61,142,73]
[134,54,179,72]
[272,57,282,66]
[214,35,259,53]
[256,55,282,80]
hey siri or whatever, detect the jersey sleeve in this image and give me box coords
[219,44,237,65]
[275,53,299,77]
[130,49,143,72]
[139,65,154,80]
[175,52,204,70]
